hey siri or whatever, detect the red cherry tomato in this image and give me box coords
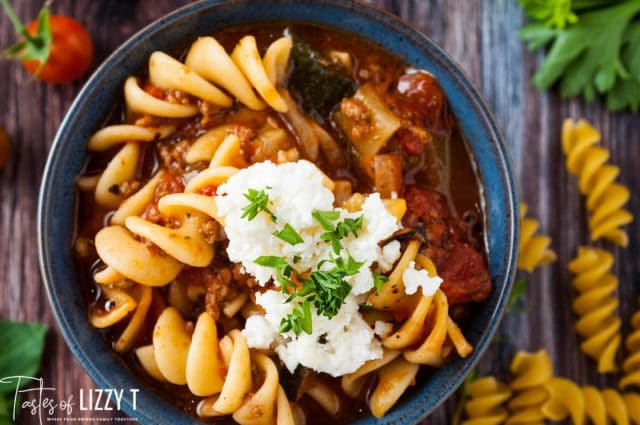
[22,15,93,84]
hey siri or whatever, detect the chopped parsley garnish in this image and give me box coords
[254,256,295,292]
[312,210,341,231]
[373,270,389,293]
[316,212,364,254]
[279,299,312,336]
[273,223,304,245]
[241,187,277,222]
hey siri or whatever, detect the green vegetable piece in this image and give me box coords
[520,1,640,107]
[519,0,577,29]
[254,256,295,292]
[312,210,340,231]
[273,223,304,245]
[607,23,640,112]
[0,321,48,394]
[241,188,277,222]
[280,300,313,336]
[506,278,531,314]
[373,270,389,293]
[287,35,356,119]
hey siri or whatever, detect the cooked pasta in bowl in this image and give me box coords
[38,1,518,424]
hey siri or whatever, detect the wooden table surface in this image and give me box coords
[1,0,638,424]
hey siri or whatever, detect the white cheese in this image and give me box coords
[374,321,394,338]
[402,261,443,296]
[242,290,382,376]
[219,160,402,375]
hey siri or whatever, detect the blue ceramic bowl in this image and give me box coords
[38,1,519,423]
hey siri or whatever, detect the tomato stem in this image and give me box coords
[0,0,52,75]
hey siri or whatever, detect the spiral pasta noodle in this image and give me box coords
[505,350,553,425]
[568,247,622,373]
[621,305,640,390]
[542,380,640,425]
[561,118,633,247]
[461,377,512,425]
[518,203,556,273]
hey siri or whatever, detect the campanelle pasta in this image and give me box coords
[75,24,493,424]
[461,377,512,425]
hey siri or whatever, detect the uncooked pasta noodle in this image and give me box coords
[568,247,622,373]
[621,305,640,389]
[74,24,494,424]
[461,377,512,425]
[506,350,553,424]
[561,118,633,247]
[518,203,556,273]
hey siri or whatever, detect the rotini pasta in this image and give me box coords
[561,119,633,247]
[620,305,640,389]
[568,247,622,373]
[461,377,513,425]
[505,350,553,425]
[518,203,556,273]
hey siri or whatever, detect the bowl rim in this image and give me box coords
[37,0,519,424]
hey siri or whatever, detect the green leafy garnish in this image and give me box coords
[254,256,295,292]
[320,214,364,254]
[280,299,313,336]
[312,210,341,231]
[506,278,531,314]
[519,0,640,111]
[451,369,480,425]
[373,270,389,293]
[308,270,353,318]
[0,321,48,424]
[241,188,276,222]
[519,0,578,29]
[273,223,304,245]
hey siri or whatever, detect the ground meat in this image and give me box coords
[232,263,259,289]
[180,266,234,320]
[142,83,166,100]
[340,98,373,140]
[200,219,224,244]
[395,123,434,156]
[166,89,191,105]
[403,185,491,305]
[118,180,141,197]
[142,172,184,226]
[158,139,190,171]
[199,101,227,128]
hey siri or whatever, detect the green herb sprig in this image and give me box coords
[313,210,364,254]
[519,0,640,112]
[241,187,277,222]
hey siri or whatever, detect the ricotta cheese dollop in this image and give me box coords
[216,160,404,376]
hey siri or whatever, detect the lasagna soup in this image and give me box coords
[74,23,491,424]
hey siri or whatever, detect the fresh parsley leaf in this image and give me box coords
[320,214,364,254]
[254,256,295,292]
[506,278,531,314]
[312,210,340,231]
[373,270,389,293]
[310,269,352,318]
[273,223,304,245]
[0,321,48,394]
[520,1,640,109]
[280,300,313,336]
[293,255,302,264]
[241,188,277,222]
[519,0,578,29]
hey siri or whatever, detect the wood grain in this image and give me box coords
[0,1,638,423]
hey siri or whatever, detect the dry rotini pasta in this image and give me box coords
[505,350,553,425]
[561,119,633,247]
[620,304,640,390]
[518,203,556,273]
[461,377,513,425]
[568,247,622,373]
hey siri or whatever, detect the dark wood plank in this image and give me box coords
[0,1,638,424]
